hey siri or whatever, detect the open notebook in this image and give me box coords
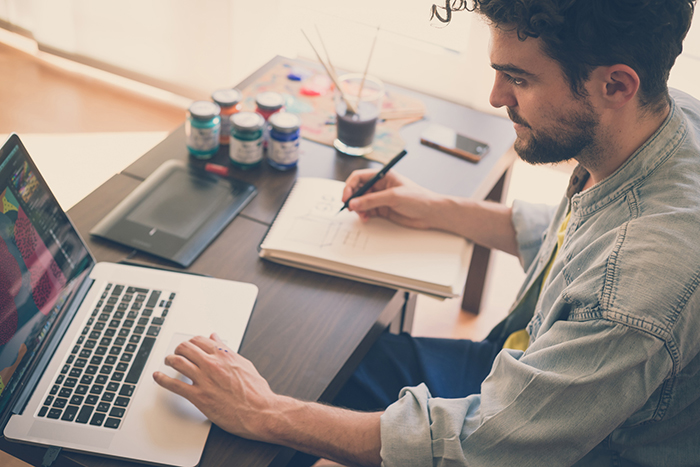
[259,178,471,298]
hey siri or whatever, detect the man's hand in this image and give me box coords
[153,334,383,466]
[342,169,445,230]
[152,333,278,442]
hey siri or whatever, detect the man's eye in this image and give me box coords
[504,74,525,86]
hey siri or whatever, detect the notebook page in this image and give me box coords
[261,178,469,287]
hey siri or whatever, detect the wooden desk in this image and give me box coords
[1,56,515,467]
[124,56,517,313]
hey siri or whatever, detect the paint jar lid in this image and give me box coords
[231,112,265,132]
[211,89,242,107]
[268,112,300,133]
[188,101,221,121]
[255,92,285,112]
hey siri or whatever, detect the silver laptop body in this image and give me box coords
[0,134,257,467]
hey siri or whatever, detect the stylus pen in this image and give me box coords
[338,150,408,213]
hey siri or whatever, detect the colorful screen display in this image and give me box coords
[0,138,93,415]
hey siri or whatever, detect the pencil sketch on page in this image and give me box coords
[283,193,369,250]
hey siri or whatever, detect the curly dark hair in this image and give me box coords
[432,0,696,110]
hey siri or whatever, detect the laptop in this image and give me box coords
[0,134,258,466]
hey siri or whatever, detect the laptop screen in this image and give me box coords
[0,134,94,417]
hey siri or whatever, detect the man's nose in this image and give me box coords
[489,75,517,109]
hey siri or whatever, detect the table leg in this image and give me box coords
[461,165,513,314]
[389,292,417,335]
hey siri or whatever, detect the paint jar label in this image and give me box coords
[269,139,300,166]
[230,138,263,165]
[186,126,220,153]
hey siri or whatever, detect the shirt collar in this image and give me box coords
[567,95,687,215]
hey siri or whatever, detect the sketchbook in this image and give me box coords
[259,177,472,298]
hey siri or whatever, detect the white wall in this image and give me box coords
[0,0,698,112]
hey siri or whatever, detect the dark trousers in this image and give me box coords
[286,332,502,466]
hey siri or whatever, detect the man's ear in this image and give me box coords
[593,65,640,109]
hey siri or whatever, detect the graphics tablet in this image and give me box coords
[90,160,256,267]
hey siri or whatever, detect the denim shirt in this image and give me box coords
[380,89,700,467]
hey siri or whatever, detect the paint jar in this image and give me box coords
[229,111,265,169]
[185,100,221,159]
[255,91,285,148]
[267,112,301,171]
[211,88,242,145]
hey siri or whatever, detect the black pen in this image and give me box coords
[338,150,408,213]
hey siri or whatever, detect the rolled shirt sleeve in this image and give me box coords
[511,200,558,271]
[379,320,672,467]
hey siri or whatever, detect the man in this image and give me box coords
[153,0,700,465]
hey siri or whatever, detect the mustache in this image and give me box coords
[507,108,530,128]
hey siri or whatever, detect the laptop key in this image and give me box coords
[111,372,125,382]
[107,382,120,392]
[119,384,135,397]
[125,337,156,384]
[101,392,115,402]
[53,398,68,408]
[109,407,125,418]
[70,395,84,405]
[86,395,99,405]
[97,402,110,412]
[146,291,161,308]
[114,397,130,408]
[75,385,89,395]
[104,417,121,429]
[48,408,63,419]
[61,405,79,422]
[58,388,72,398]
[38,406,48,417]
[90,412,105,426]
[76,405,94,424]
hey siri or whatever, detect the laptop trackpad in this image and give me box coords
[158,333,207,422]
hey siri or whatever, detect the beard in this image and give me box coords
[508,102,600,165]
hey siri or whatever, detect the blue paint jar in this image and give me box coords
[185,100,221,159]
[267,112,301,171]
[229,112,264,169]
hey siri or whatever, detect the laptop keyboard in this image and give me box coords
[36,283,175,429]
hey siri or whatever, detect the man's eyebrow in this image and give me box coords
[491,63,536,77]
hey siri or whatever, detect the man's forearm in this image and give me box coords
[432,196,519,256]
[262,396,382,467]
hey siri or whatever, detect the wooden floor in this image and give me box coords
[0,41,184,134]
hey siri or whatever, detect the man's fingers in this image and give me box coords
[348,188,397,213]
[343,169,382,202]
[164,353,200,380]
[152,371,195,398]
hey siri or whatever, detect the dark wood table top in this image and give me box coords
[1,56,515,467]
[123,56,516,226]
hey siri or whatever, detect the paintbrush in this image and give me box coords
[357,26,380,104]
[301,29,358,114]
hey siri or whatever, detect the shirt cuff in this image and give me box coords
[511,200,558,271]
